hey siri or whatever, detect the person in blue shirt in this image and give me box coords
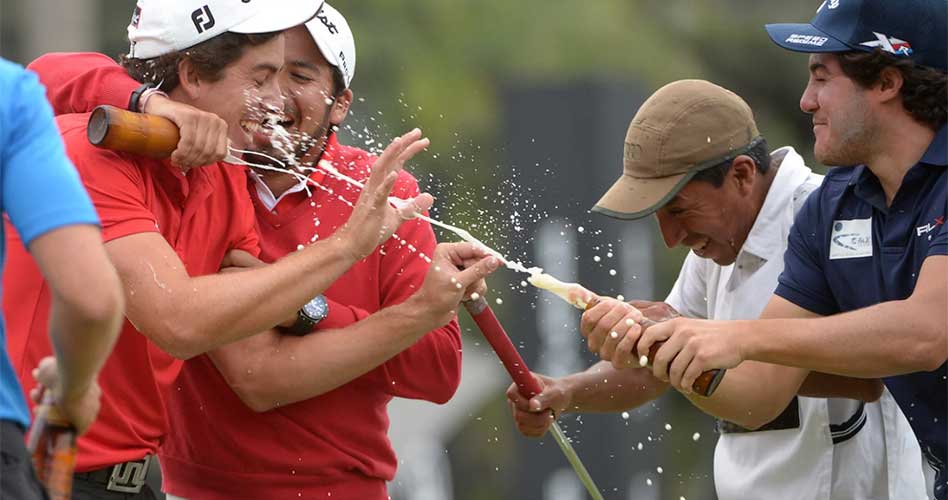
[0,58,124,499]
[605,0,946,497]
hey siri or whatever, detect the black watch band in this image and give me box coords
[286,295,329,336]
[286,310,317,336]
[128,82,156,112]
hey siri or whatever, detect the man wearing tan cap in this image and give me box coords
[506,79,926,499]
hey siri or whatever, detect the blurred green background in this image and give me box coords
[1,1,828,499]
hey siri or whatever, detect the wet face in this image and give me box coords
[251,26,352,168]
[800,54,876,166]
[653,158,759,266]
[182,33,286,152]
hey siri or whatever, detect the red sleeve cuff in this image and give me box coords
[317,298,370,330]
[101,219,160,243]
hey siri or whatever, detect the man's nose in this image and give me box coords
[259,77,286,112]
[800,82,818,115]
[656,210,686,249]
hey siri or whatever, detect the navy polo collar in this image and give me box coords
[919,124,947,167]
[848,124,947,185]
[846,125,947,210]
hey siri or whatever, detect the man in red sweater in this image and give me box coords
[24,3,490,499]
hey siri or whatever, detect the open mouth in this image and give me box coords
[240,105,294,136]
[240,115,293,147]
[240,119,263,135]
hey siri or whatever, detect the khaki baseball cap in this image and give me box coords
[592,79,762,220]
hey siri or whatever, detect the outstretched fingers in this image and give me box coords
[454,255,501,288]
[365,128,425,191]
[394,193,434,220]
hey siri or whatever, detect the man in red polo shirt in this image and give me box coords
[3,1,489,498]
[24,3,496,498]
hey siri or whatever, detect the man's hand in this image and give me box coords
[628,300,680,322]
[580,298,643,369]
[144,95,228,170]
[29,357,101,435]
[336,129,433,261]
[407,242,500,330]
[638,318,747,394]
[506,373,572,437]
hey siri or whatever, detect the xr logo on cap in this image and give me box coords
[192,5,216,34]
[860,32,913,56]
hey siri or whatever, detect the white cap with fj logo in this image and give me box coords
[305,1,356,88]
[127,0,321,59]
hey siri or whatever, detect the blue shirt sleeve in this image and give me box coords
[775,187,840,316]
[1,62,99,245]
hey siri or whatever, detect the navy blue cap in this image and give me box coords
[765,0,947,71]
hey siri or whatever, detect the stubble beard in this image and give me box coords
[814,93,877,167]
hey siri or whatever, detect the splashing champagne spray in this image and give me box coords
[86,106,541,274]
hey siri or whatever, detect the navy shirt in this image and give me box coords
[776,126,947,473]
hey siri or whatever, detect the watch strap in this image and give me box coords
[128,82,156,113]
[286,309,318,336]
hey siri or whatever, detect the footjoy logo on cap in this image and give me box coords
[191,5,216,34]
[786,34,829,46]
[859,32,914,56]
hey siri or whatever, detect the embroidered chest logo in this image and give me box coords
[830,218,872,260]
[916,215,944,237]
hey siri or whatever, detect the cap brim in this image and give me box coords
[230,0,320,35]
[764,23,852,53]
[591,171,696,220]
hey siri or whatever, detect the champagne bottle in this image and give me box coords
[27,392,77,500]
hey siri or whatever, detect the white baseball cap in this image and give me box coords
[305,2,356,88]
[127,0,321,59]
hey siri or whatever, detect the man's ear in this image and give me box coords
[176,58,203,100]
[330,88,353,126]
[730,155,758,196]
[875,66,904,104]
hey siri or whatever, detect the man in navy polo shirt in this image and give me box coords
[624,0,946,497]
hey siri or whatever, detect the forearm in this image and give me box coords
[744,299,946,377]
[684,361,807,429]
[209,297,440,411]
[47,294,124,401]
[27,52,136,114]
[121,238,357,359]
[562,361,668,414]
[797,372,884,402]
[381,320,461,403]
[28,226,125,402]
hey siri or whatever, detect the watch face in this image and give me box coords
[302,295,329,320]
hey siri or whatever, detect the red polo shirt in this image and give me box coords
[159,135,463,499]
[3,111,260,471]
[27,53,463,498]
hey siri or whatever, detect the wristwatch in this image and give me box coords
[128,82,157,112]
[286,295,330,336]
